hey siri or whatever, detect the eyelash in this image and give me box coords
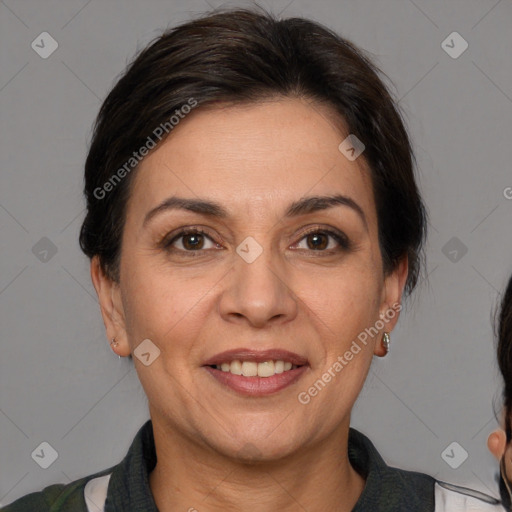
[160,226,352,257]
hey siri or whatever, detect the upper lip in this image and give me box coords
[202,348,309,366]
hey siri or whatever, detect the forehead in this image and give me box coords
[128,97,376,224]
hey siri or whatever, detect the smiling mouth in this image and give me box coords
[203,359,308,396]
[208,360,301,378]
[202,349,309,395]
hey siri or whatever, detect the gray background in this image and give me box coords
[1,0,512,507]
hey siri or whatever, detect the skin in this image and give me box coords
[488,423,512,490]
[91,97,408,512]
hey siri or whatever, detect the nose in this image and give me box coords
[218,242,298,328]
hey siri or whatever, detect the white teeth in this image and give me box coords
[241,361,258,377]
[213,359,300,377]
[257,361,274,377]
[230,360,242,375]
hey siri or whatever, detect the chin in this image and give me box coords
[210,428,304,463]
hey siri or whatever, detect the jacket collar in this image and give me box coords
[348,428,435,511]
[105,420,158,511]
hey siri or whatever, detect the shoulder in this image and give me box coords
[364,466,504,511]
[381,464,437,509]
[349,428,436,509]
[348,428,504,511]
[370,460,504,511]
[434,480,504,511]
[1,468,114,512]
[1,483,68,512]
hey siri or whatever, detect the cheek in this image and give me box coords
[119,223,383,356]
[313,264,382,333]
[506,445,512,474]
[120,255,219,355]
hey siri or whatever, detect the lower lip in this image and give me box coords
[203,366,308,396]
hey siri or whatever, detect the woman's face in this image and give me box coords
[94,97,406,460]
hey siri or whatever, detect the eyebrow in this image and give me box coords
[143,194,367,229]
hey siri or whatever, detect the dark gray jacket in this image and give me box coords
[2,420,504,511]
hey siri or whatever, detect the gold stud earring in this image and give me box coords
[382,332,390,355]
[110,338,121,360]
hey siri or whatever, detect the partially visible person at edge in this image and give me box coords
[489,274,512,510]
[2,7,503,512]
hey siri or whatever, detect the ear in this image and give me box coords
[374,256,408,357]
[90,256,131,357]
[488,429,507,460]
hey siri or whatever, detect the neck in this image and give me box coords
[148,414,365,512]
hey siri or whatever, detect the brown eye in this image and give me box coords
[306,232,329,250]
[292,228,351,252]
[163,228,220,254]
[181,232,206,250]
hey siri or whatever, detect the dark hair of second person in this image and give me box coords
[489,274,512,509]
